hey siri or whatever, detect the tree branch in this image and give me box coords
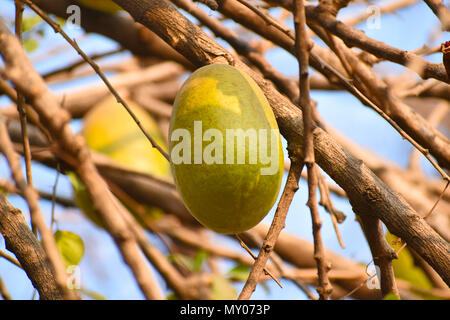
[108,0,450,285]
[357,215,400,299]
[294,0,332,300]
[238,148,303,299]
[0,193,64,299]
[423,0,450,31]
[0,18,162,300]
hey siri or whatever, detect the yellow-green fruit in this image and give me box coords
[76,0,122,13]
[82,96,170,178]
[73,96,170,227]
[169,64,283,234]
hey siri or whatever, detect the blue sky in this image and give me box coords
[0,0,448,300]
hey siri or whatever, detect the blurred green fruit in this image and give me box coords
[54,230,84,268]
[82,97,170,178]
[71,96,170,227]
[169,64,283,234]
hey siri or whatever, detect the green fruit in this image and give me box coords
[169,64,283,234]
[76,0,122,13]
[72,96,170,227]
[54,230,84,268]
[386,232,433,290]
[82,96,170,178]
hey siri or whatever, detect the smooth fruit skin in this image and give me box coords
[76,0,122,13]
[169,64,284,234]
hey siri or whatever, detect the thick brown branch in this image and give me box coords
[0,120,77,299]
[0,18,163,300]
[0,193,64,299]
[111,0,450,286]
[294,0,332,300]
[423,0,450,31]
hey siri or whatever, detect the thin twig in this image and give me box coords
[423,0,450,31]
[20,0,170,162]
[423,180,450,220]
[294,0,332,300]
[42,48,125,80]
[309,24,450,182]
[340,236,408,300]
[238,151,304,300]
[236,0,295,38]
[408,101,449,172]
[14,1,34,188]
[50,162,60,230]
[0,275,12,300]
[0,249,22,268]
[229,0,450,181]
[357,215,399,299]
[316,168,345,249]
[0,120,77,299]
[235,234,282,288]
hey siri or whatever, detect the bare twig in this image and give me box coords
[20,0,170,162]
[316,166,346,249]
[423,0,450,31]
[42,48,125,80]
[235,234,283,288]
[408,101,449,172]
[423,180,450,220]
[14,1,34,188]
[50,163,60,230]
[218,0,450,175]
[0,193,65,299]
[0,249,22,268]
[308,23,450,182]
[236,0,294,38]
[294,0,332,300]
[357,215,399,299]
[238,151,304,300]
[0,18,162,300]
[0,120,77,299]
[0,276,12,300]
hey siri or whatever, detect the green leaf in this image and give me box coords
[168,250,208,273]
[166,292,178,300]
[383,293,400,300]
[386,232,433,290]
[0,186,9,196]
[79,287,106,300]
[168,253,196,272]
[227,263,250,281]
[22,15,42,32]
[67,172,104,227]
[56,17,67,28]
[192,249,208,272]
[22,38,39,53]
[211,273,237,300]
[54,230,84,268]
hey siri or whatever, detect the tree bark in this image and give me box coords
[0,193,65,299]
[111,0,450,285]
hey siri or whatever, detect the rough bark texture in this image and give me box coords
[111,0,450,285]
[0,194,64,300]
